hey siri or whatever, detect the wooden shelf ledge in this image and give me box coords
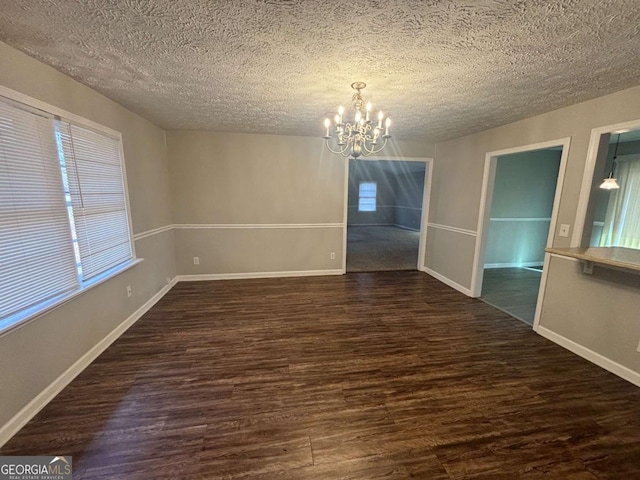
[545,246,640,275]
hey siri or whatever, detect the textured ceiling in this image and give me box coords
[0,1,639,141]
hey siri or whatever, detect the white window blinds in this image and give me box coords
[58,121,132,281]
[0,100,79,326]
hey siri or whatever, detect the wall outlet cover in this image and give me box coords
[559,224,570,237]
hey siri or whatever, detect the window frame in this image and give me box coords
[0,85,140,336]
[358,181,378,212]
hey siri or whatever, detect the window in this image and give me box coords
[358,181,377,212]
[0,95,134,332]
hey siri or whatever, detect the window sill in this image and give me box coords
[0,258,144,338]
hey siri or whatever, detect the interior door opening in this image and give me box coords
[345,159,428,272]
[473,141,569,326]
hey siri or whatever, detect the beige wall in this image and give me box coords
[540,256,640,373]
[167,131,433,275]
[428,84,640,377]
[0,42,175,434]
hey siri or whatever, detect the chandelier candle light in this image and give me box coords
[323,82,391,159]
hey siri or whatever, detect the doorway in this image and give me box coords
[471,139,570,326]
[344,158,431,272]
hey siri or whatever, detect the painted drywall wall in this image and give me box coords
[428,84,640,379]
[484,150,561,268]
[166,131,344,275]
[167,131,433,276]
[394,169,426,231]
[0,41,175,438]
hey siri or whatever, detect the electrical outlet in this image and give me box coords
[330,252,336,260]
[558,224,570,237]
[193,256,200,265]
[126,285,132,297]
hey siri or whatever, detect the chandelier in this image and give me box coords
[323,82,391,159]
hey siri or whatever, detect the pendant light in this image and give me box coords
[600,133,621,190]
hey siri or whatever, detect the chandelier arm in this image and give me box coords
[367,137,390,155]
[324,139,345,155]
[325,138,353,157]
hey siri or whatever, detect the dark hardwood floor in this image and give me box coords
[481,267,542,325]
[3,272,640,479]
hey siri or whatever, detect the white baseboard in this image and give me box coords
[536,326,640,388]
[484,261,544,269]
[0,278,178,448]
[176,269,344,282]
[422,267,473,296]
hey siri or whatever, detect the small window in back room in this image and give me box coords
[358,181,377,212]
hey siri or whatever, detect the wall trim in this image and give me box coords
[422,267,472,296]
[427,222,477,237]
[536,326,640,388]
[393,224,421,232]
[134,223,346,241]
[489,217,551,222]
[484,261,543,269]
[395,205,423,211]
[0,278,178,448]
[174,223,344,229]
[176,269,344,282]
[133,224,173,241]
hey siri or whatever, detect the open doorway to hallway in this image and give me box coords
[476,144,567,325]
[346,160,427,272]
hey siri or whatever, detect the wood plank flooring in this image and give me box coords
[3,272,640,479]
[481,268,543,325]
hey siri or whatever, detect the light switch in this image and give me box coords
[559,224,570,237]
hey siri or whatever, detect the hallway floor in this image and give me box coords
[481,267,542,325]
[346,225,420,272]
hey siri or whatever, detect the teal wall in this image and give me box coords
[485,149,561,268]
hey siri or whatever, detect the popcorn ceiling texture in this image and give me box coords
[0,0,639,141]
